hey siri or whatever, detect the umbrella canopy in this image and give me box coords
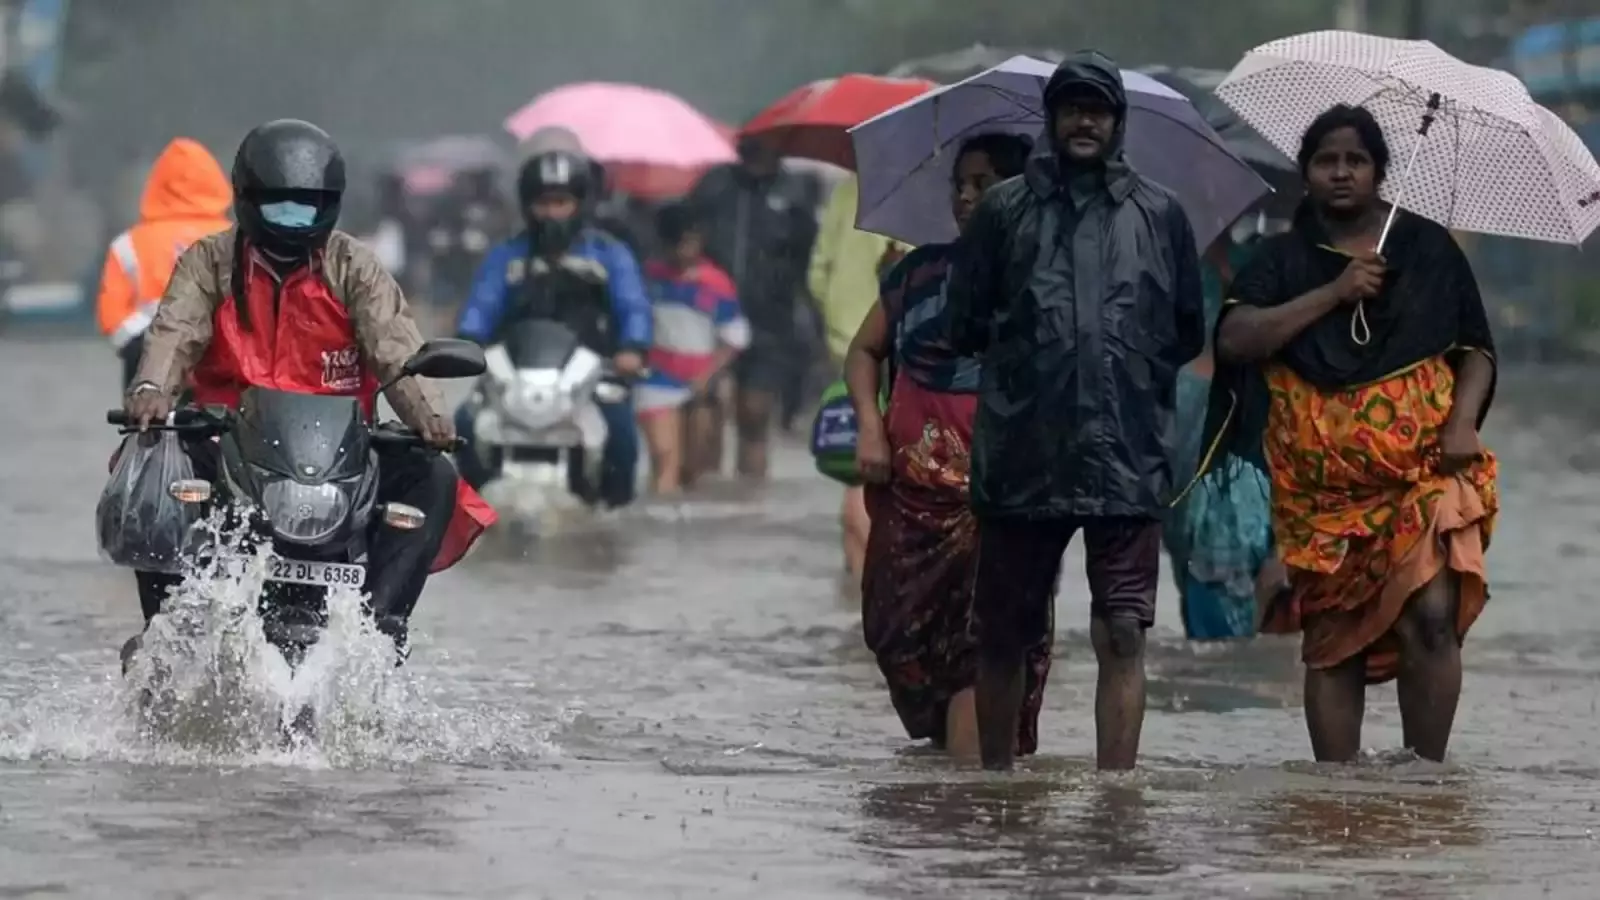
[1135,64,1298,195]
[503,82,734,199]
[1218,30,1600,245]
[741,74,937,170]
[849,55,1271,249]
[886,44,1066,84]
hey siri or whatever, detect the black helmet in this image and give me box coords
[232,119,346,257]
[516,149,593,254]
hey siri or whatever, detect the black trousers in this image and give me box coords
[134,437,458,645]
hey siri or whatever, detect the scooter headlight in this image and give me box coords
[502,371,573,430]
[260,477,351,544]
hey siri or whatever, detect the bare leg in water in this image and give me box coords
[735,386,774,481]
[944,687,980,760]
[1305,654,1367,762]
[973,517,1070,771]
[1089,616,1146,770]
[1391,570,1463,761]
[975,652,1026,769]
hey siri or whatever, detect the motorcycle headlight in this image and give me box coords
[260,477,351,544]
[502,372,572,430]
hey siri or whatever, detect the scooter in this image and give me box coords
[461,318,634,509]
[104,339,486,670]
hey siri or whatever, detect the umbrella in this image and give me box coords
[741,74,937,170]
[887,44,1066,84]
[390,134,512,197]
[503,82,734,199]
[1217,30,1600,249]
[848,56,1271,249]
[1134,64,1298,197]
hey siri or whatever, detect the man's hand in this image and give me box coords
[125,383,173,432]
[1435,418,1483,474]
[613,351,645,378]
[415,412,458,450]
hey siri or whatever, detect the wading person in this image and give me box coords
[636,202,748,495]
[845,132,1037,760]
[945,53,1206,771]
[688,138,818,481]
[1208,104,1497,763]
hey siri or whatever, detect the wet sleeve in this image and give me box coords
[132,240,220,395]
[454,244,511,344]
[877,251,912,325]
[601,241,653,352]
[343,240,445,426]
[1169,205,1206,366]
[945,192,1003,356]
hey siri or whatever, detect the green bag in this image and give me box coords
[810,379,860,485]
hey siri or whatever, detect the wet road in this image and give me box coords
[3,334,1600,899]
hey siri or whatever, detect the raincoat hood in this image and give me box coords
[1028,52,1134,198]
[138,138,232,222]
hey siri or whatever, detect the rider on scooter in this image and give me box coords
[120,119,494,663]
[453,148,652,506]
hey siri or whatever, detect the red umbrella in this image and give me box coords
[740,74,936,170]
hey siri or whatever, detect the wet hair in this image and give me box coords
[1297,104,1390,184]
[954,132,1033,181]
[655,200,699,245]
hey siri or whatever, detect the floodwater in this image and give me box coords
[2,334,1600,900]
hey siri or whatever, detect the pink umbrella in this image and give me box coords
[503,82,735,199]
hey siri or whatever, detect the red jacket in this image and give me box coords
[179,242,494,572]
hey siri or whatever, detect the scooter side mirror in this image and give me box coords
[401,339,488,381]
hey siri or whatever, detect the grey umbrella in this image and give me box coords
[1135,64,1298,200]
[886,44,1067,84]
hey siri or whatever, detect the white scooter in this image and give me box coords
[463,319,630,512]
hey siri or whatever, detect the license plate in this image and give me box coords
[266,556,365,588]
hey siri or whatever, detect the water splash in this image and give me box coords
[0,514,556,768]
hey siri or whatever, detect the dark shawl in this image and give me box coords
[1197,204,1496,476]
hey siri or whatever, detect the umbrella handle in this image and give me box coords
[1373,92,1442,256]
[1359,93,1442,347]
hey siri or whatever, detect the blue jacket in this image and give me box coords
[455,229,652,352]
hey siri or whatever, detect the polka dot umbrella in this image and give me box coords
[1217,30,1600,250]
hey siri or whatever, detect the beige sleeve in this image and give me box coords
[338,236,445,426]
[131,237,223,395]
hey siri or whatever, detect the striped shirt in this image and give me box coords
[642,258,749,389]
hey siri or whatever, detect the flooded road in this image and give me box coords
[3,334,1600,898]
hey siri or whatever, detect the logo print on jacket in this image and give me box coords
[321,346,362,392]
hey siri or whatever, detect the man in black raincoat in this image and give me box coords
[945,51,1206,771]
[688,137,819,480]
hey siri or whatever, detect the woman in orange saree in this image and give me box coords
[1204,104,1497,763]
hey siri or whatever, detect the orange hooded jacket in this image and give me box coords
[96,138,232,349]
